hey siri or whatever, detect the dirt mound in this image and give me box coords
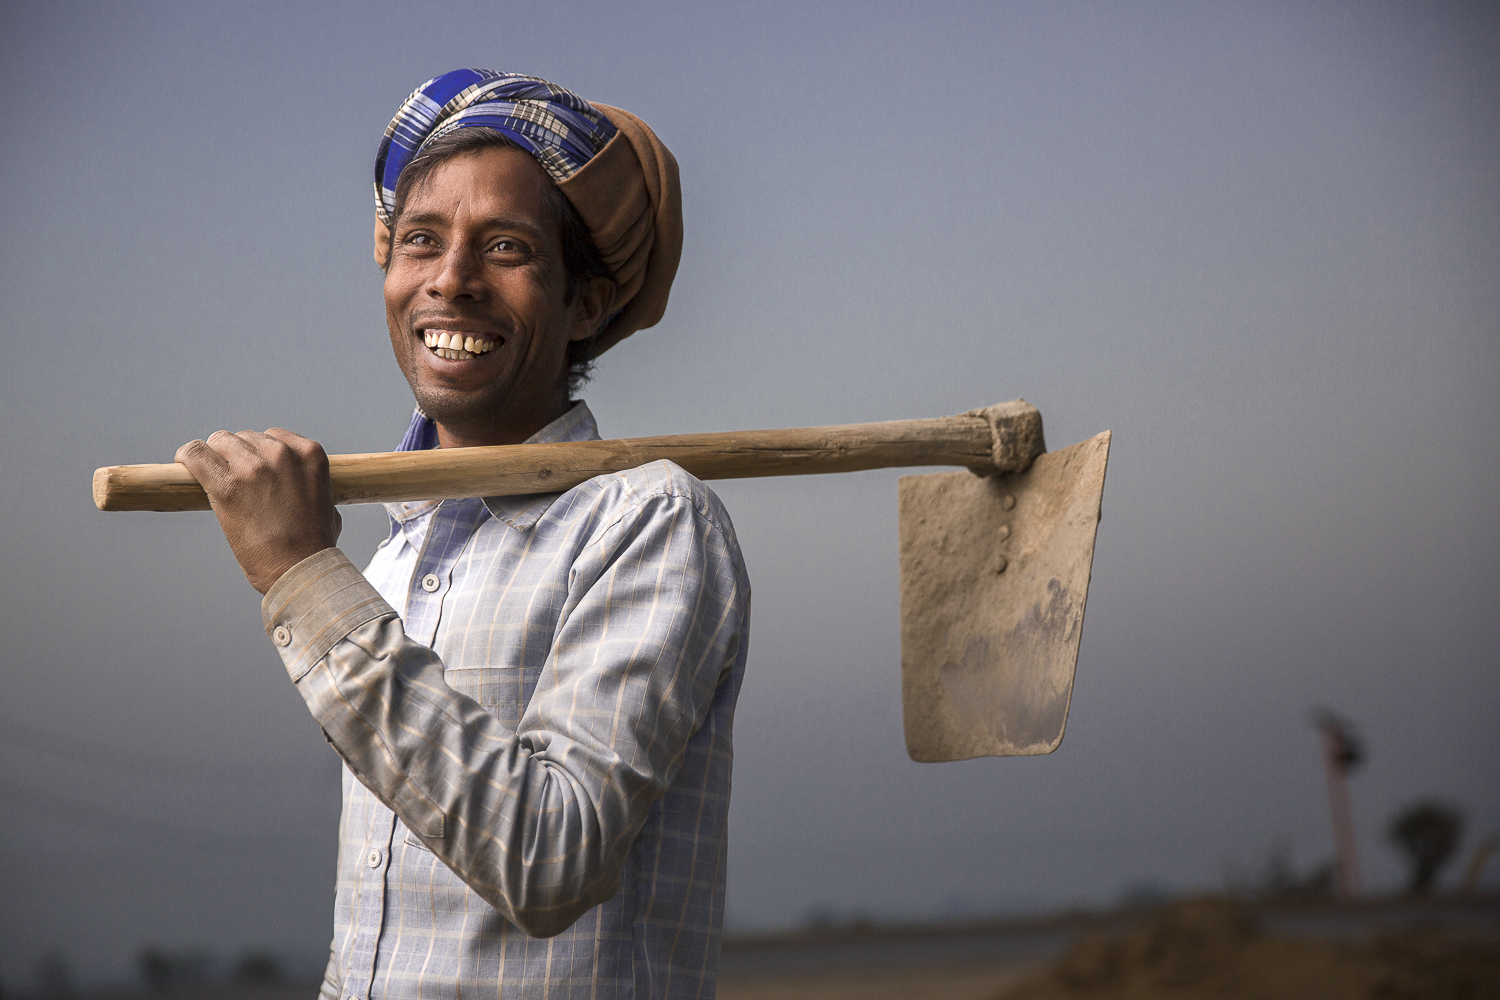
[998,897,1500,1000]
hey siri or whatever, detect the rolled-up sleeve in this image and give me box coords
[261,487,747,938]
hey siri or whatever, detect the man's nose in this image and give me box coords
[429,246,485,299]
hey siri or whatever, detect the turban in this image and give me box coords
[373,69,682,354]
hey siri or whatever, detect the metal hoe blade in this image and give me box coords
[898,431,1111,761]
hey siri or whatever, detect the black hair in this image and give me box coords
[387,127,615,393]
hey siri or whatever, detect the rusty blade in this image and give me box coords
[898,431,1111,761]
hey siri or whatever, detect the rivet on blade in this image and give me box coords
[998,524,1010,539]
[995,556,1008,574]
[1002,494,1016,511]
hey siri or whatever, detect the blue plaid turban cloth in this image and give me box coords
[375,70,614,220]
[372,69,682,353]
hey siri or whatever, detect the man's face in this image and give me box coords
[383,146,597,445]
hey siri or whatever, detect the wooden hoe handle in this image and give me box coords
[93,401,1045,513]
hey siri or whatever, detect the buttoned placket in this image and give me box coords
[400,498,489,647]
[346,497,490,990]
[338,807,395,1000]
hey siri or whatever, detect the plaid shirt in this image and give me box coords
[261,403,750,999]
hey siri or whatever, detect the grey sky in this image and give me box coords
[2,0,1496,986]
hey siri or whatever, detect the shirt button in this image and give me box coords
[421,573,441,593]
[367,848,383,868]
[272,625,292,646]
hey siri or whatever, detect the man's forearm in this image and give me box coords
[263,549,650,936]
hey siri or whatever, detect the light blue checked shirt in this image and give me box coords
[260,403,750,999]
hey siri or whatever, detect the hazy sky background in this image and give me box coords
[2,0,1497,987]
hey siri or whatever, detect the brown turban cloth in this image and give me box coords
[372,71,682,354]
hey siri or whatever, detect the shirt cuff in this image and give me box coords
[261,547,394,682]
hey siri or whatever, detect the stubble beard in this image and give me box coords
[406,377,513,439]
[399,347,570,443]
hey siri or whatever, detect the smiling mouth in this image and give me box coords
[423,330,498,361]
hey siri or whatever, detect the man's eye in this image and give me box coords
[488,239,526,255]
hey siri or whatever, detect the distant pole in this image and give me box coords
[1315,711,1363,899]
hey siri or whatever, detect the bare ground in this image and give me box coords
[719,959,1037,1000]
[995,897,1500,1000]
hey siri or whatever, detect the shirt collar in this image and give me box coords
[483,401,601,528]
[382,401,601,531]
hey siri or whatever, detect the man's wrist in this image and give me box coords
[261,547,342,609]
[252,543,335,595]
[261,548,393,682]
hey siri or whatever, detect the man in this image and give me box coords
[176,71,750,999]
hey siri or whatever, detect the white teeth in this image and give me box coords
[425,332,496,358]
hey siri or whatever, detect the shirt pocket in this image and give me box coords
[398,815,434,852]
[405,665,542,854]
[443,665,543,734]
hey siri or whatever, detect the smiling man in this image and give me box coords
[176,71,750,999]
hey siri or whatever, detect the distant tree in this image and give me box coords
[1389,800,1464,895]
[35,951,71,998]
[232,952,282,986]
[1227,841,1336,901]
[802,904,836,930]
[136,948,211,992]
[138,949,175,992]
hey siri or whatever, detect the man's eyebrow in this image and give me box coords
[397,211,547,237]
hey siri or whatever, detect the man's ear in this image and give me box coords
[569,277,618,342]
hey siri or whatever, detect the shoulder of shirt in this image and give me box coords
[566,460,738,546]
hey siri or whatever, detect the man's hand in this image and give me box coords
[175,429,343,594]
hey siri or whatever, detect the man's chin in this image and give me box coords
[410,387,510,434]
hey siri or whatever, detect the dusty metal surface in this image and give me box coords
[898,432,1111,761]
